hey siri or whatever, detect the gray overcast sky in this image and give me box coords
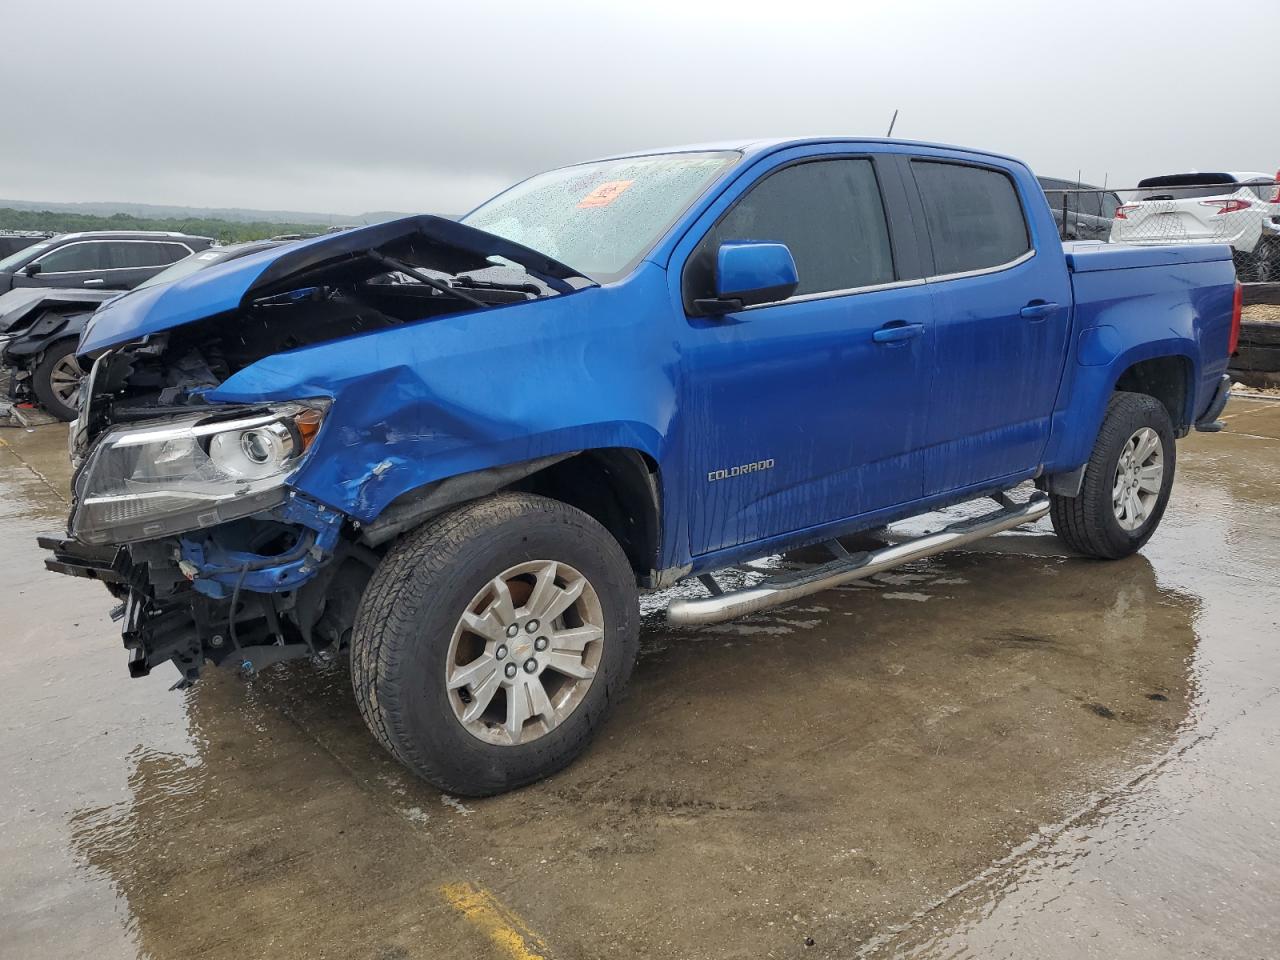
[3,0,1279,215]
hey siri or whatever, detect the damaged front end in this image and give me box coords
[47,395,366,683]
[39,217,591,683]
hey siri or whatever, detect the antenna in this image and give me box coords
[886,109,899,138]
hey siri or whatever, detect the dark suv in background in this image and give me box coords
[0,230,213,293]
[0,232,51,260]
[1037,177,1122,241]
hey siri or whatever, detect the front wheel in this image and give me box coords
[1050,392,1176,559]
[31,338,85,421]
[350,492,640,796]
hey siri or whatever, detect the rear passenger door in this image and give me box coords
[677,150,935,556]
[904,156,1073,496]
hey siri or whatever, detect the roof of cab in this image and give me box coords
[52,230,214,242]
[587,137,1025,167]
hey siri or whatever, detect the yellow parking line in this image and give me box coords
[440,882,551,960]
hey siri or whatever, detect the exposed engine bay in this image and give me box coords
[43,217,593,684]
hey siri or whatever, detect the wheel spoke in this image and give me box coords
[544,650,596,680]
[525,675,554,722]
[487,576,517,624]
[1116,495,1129,524]
[530,576,585,622]
[460,667,502,724]
[1135,430,1159,464]
[448,654,498,691]
[461,608,508,644]
[523,561,560,618]
[1138,466,1162,494]
[1127,490,1143,524]
[505,681,532,739]
[549,624,603,652]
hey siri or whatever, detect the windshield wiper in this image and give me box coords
[452,275,542,296]
[366,251,490,309]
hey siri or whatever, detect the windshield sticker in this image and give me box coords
[577,180,635,209]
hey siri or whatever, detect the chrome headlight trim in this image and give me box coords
[69,399,330,545]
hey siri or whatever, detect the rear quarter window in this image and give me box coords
[911,160,1030,275]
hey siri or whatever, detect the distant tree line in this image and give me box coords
[0,208,326,243]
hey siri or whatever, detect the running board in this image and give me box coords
[666,492,1050,627]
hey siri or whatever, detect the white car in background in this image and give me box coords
[1111,171,1279,280]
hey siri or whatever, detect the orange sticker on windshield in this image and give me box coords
[577,179,635,208]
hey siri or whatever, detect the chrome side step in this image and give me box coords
[666,492,1050,627]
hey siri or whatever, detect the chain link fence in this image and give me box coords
[1041,176,1280,283]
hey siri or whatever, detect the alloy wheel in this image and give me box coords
[1112,426,1164,531]
[445,560,604,746]
[49,353,85,410]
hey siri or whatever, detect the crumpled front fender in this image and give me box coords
[206,273,678,526]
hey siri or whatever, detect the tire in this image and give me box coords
[350,492,640,796]
[1255,242,1277,284]
[1050,391,1176,559]
[1233,249,1260,283]
[31,338,84,421]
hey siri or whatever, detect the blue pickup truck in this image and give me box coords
[41,138,1238,795]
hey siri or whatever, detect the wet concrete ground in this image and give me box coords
[2,398,1278,960]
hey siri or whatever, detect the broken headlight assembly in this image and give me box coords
[70,400,330,545]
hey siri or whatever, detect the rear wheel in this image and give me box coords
[350,492,639,796]
[1254,241,1277,283]
[1233,248,1265,282]
[1050,392,1176,559]
[31,338,84,421]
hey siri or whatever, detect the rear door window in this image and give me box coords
[32,241,110,273]
[107,242,190,268]
[688,157,896,303]
[911,160,1030,275]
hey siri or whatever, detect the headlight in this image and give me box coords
[70,400,329,545]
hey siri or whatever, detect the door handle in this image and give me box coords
[82,278,105,286]
[872,322,924,344]
[1019,301,1059,320]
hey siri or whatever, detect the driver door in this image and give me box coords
[676,150,934,557]
[14,240,118,290]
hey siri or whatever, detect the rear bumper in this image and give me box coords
[1194,374,1232,432]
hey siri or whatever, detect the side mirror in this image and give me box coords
[696,241,799,315]
[22,262,42,277]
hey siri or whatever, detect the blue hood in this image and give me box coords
[79,216,591,355]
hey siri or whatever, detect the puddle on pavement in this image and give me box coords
[57,547,1200,959]
[4,399,1280,959]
